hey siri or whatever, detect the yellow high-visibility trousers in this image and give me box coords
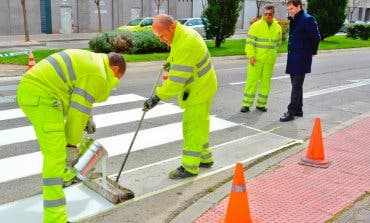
[182,99,213,174]
[242,61,275,108]
[17,82,67,223]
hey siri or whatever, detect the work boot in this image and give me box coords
[199,161,214,168]
[169,166,197,179]
[240,106,250,113]
[63,176,82,188]
[256,106,267,112]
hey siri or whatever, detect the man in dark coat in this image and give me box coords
[280,0,321,122]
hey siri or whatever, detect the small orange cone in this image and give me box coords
[299,117,331,168]
[27,50,35,71]
[220,163,254,223]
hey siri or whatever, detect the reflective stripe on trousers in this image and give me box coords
[182,99,213,174]
[242,62,274,108]
[17,82,67,223]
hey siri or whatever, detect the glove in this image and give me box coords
[85,116,96,134]
[163,62,170,72]
[143,95,160,112]
[66,145,80,167]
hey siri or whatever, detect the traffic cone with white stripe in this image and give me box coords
[27,50,35,71]
[220,162,254,223]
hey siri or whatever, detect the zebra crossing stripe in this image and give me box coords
[0,116,237,183]
[0,103,182,147]
[0,50,29,58]
[0,94,146,121]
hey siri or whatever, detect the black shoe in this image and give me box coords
[280,112,294,122]
[295,112,303,117]
[240,106,250,113]
[199,161,214,168]
[169,166,197,179]
[256,106,267,112]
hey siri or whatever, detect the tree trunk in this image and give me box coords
[97,1,102,33]
[21,0,30,42]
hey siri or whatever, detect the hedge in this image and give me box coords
[89,30,168,54]
[345,23,370,40]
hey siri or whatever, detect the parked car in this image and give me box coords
[178,18,207,39]
[117,17,154,32]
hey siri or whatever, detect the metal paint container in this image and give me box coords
[73,140,107,181]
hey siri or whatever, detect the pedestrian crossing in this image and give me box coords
[0,88,238,219]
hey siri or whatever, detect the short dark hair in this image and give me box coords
[107,52,126,76]
[287,0,302,8]
[264,4,275,12]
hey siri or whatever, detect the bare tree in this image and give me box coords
[94,0,102,32]
[154,0,167,15]
[348,0,365,21]
[20,0,30,42]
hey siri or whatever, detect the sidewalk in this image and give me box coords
[173,114,370,223]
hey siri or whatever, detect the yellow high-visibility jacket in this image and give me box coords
[245,17,282,64]
[156,22,217,108]
[20,49,120,145]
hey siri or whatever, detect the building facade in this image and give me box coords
[0,0,369,36]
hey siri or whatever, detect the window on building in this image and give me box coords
[365,8,370,21]
[358,8,363,21]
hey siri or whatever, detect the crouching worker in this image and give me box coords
[143,14,218,179]
[16,49,126,223]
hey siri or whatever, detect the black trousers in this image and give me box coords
[287,74,305,114]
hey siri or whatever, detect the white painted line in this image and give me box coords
[0,76,23,82]
[0,95,16,104]
[304,78,370,98]
[0,183,114,223]
[0,103,181,147]
[0,94,146,121]
[0,116,237,183]
[229,75,290,85]
[0,85,17,91]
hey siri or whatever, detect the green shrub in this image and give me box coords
[131,31,168,54]
[346,24,369,40]
[89,30,168,54]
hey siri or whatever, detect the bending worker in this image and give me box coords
[241,5,282,113]
[143,14,218,179]
[17,49,126,223]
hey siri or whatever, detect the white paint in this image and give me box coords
[0,103,180,147]
[0,85,17,91]
[0,94,146,121]
[304,78,370,98]
[229,75,290,85]
[0,117,236,183]
[0,95,16,103]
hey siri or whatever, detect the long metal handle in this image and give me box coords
[115,68,164,182]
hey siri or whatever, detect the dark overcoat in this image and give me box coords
[286,10,321,75]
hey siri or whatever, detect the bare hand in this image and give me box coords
[249,57,256,66]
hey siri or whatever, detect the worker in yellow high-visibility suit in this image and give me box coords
[143,14,218,179]
[16,49,126,223]
[241,5,282,113]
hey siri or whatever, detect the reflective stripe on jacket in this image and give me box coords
[20,49,120,145]
[156,22,217,108]
[245,17,282,64]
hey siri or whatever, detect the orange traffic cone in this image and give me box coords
[299,117,331,168]
[27,50,35,71]
[220,163,254,223]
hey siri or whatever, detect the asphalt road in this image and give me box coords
[0,48,369,222]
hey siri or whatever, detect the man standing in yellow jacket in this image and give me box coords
[241,5,282,113]
[143,14,218,179]
[16,49,126,223]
